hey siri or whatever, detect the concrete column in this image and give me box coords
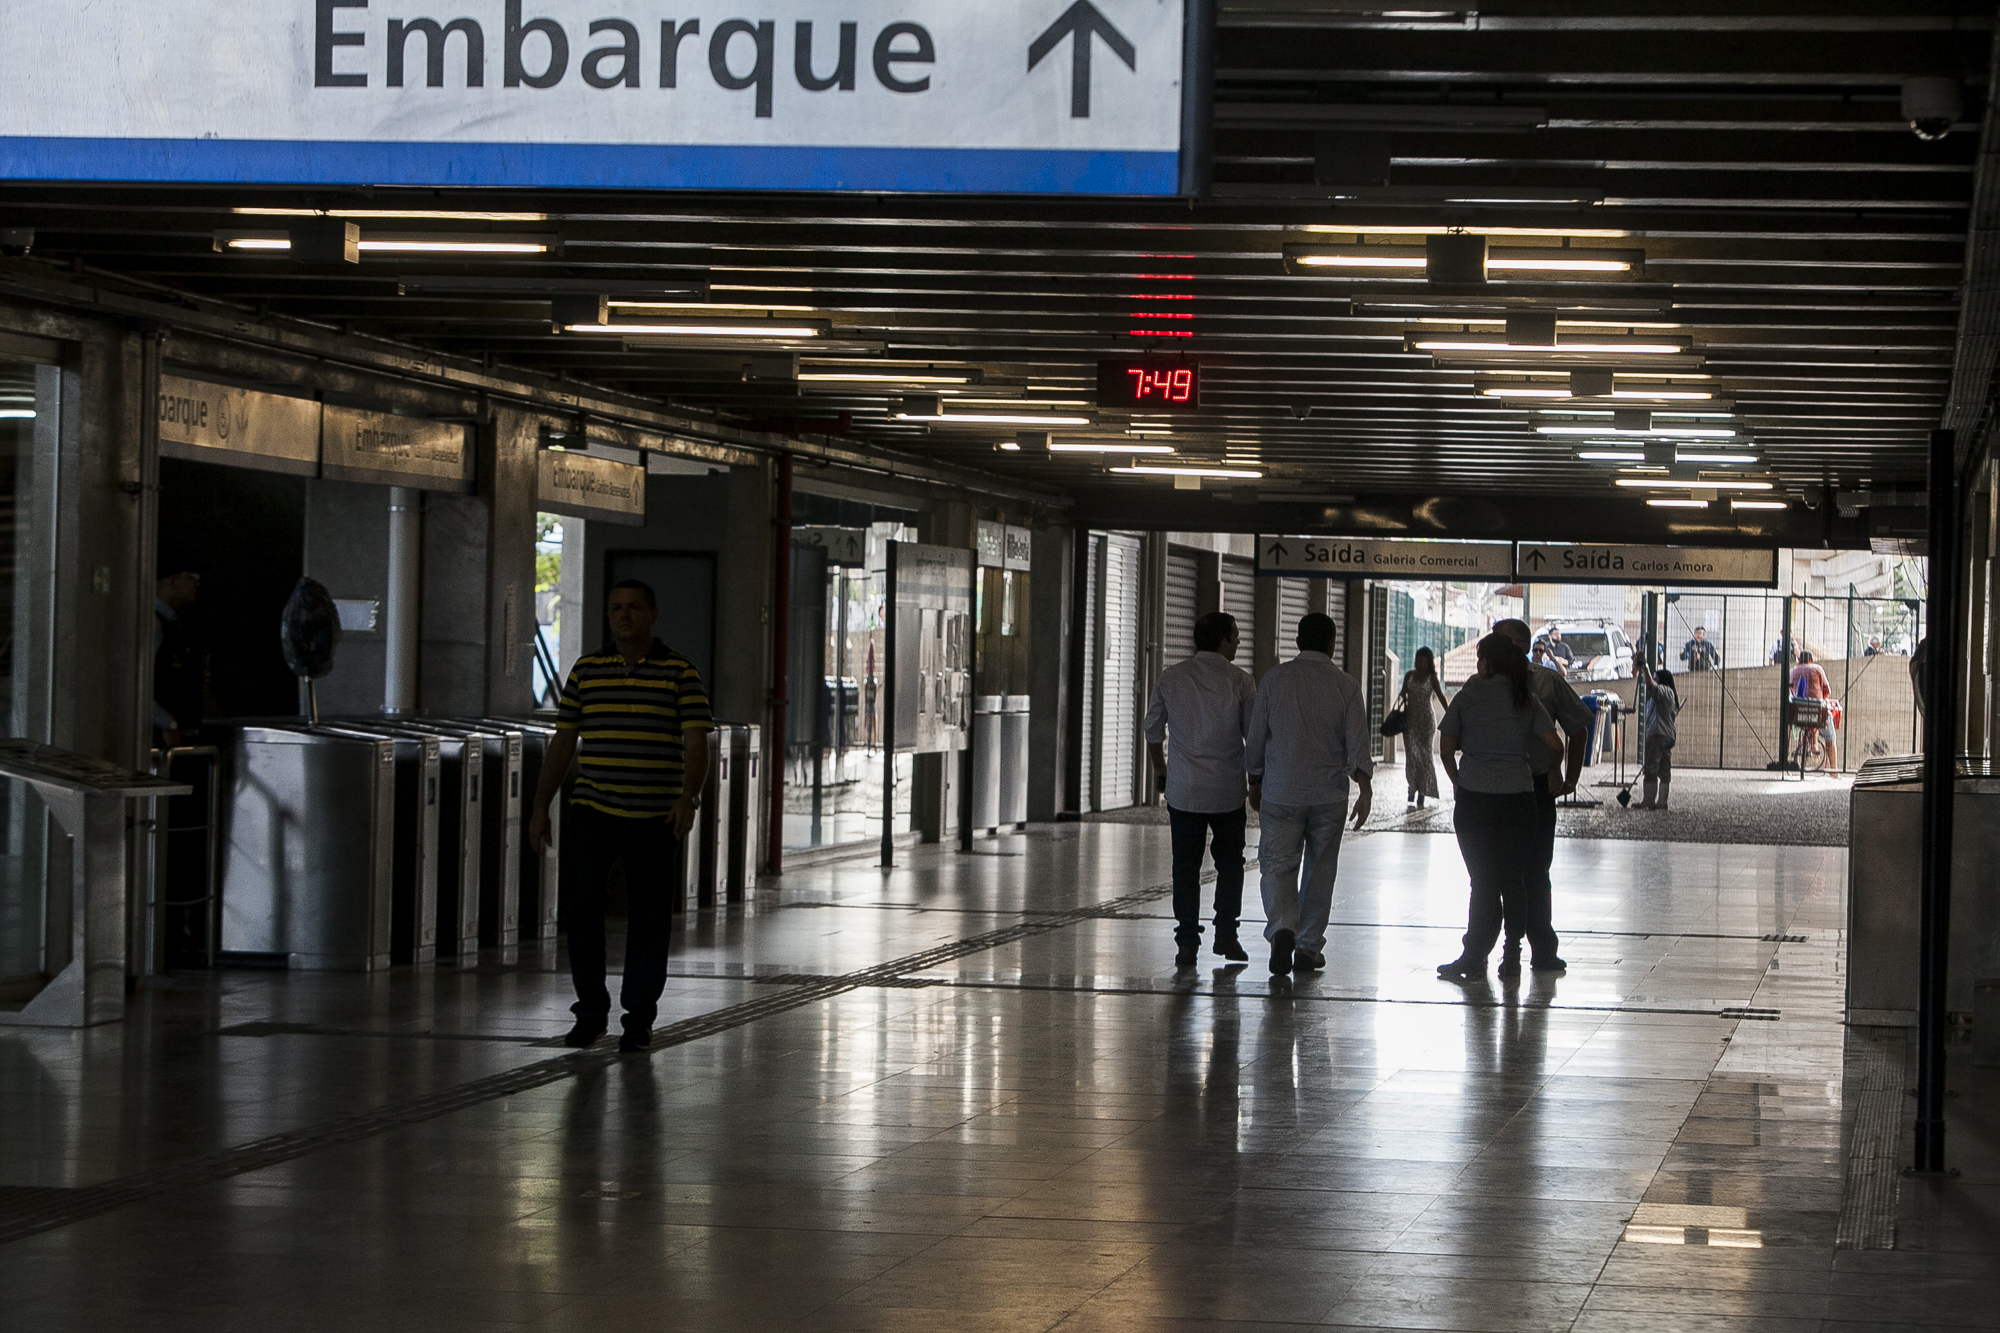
[1307,577,1328,616]
[383,487,422,715]
[1343,579,1368,678]
[1195,549,1222,618]
[1138,532,1168,807]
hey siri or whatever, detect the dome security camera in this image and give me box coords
[1902,76,1963,141]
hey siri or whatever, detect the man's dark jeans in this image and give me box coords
[563,804,678,1031]
[1503,774,1562,963]
[1453,787,1537,962]
[1167,805,1246,949]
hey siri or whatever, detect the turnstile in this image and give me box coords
[455,716,560,942]
[728,723,762,893]
[399,720,520,950]
[215,726,396,971]
[333,720,482,959]
[695,724,736,909]
[1848,755,2000,1023]
[312,725,440,965]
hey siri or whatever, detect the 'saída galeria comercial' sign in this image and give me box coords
[0,1,1193,194]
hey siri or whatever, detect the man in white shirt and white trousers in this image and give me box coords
[1144,611,1257,968]
[1246,612,1373,976]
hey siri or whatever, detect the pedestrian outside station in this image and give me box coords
[0,3,1998,1329]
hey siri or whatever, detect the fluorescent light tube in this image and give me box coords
[1110,465,1263,479]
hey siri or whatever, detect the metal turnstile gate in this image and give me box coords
[215,726,397,971]
[456,716,560,942]
[333,720,482,959]
[729,723,762,894]
[313,726,440,965]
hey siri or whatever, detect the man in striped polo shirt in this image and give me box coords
[528,579,712,1052]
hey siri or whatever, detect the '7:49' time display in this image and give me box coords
[1096,360,1202,410]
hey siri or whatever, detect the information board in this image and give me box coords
[535,449,644,525]
[0,1,1189,195]
[1515,543,1778,588]
[157,374,321,476]
[1257,536,1514,581]
[321,404,473,492]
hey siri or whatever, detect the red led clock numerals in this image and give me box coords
[1125,367,1195,403]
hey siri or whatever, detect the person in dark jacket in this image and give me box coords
[153,563,204,748]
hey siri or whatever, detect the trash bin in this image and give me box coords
[214,725,397,971]
[1848,754,2000,1023]
[970,695,1003,831]
[999,695,1030,827]
[311,724,440,965]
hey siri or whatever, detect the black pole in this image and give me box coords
[1915,425,1961,1174]
[1775,596,1795,771]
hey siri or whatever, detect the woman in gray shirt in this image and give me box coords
[1435,633,1565,980]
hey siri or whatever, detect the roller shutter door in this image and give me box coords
[1079,534,1098,808]
[1326,581,1348,664]
[1276,577,1310,664]
[1220,557,1256,660]
[1099,534,1141,810]
[1164,551,1200,666]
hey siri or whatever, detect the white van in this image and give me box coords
[1534,620,1634,682]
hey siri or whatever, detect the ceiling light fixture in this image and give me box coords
[898,411,1094,425]
[1537,425,1737,438]
[797,372,974,384]
[1615,478,1773,491]
[1109,465,1264,479]
[1675,452,1761,464]
[1049,441,1176,454]
[570,321,827,338]
[616,300,817,312]
[1577,451,1646,462]
[1286,243,1643,277]
[0,409,34,419]
[1647,499,1710,508]
[1480,386,1714,401]
[1732,500,1789,510]
[1299,225,1633,238]
[1413,337,1689,355]
[219,231,556,255]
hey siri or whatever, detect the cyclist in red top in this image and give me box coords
[1788,651,1838,772]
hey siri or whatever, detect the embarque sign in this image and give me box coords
[1515,543,1777,588]
[1257,536,1514,581]
[0,1,1191,195]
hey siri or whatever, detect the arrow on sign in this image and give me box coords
[1028,1,1136,119]
[1523,548,1547,571]
[1267,540,1289,561]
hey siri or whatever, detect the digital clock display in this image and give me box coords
[1097,360,1202,409]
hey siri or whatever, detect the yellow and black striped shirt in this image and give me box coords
[556,639,713,818]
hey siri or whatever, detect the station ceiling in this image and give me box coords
[3,1,1993,520]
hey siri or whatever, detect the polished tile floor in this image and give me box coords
[2,823,1996,1331]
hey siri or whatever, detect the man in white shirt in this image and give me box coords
[1245,612,1372,976]
[1145,612,1257,967]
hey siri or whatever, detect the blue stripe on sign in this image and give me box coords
[0,138,1181,196]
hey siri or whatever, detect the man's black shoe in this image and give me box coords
[618,1027,652,1053]
[1215,938,1249,963]
[1175,946,1198,968]
[1436,956,1484,982]
[563,1018,607,1048]
[1531,956,1568,972]
[1497,952,1522,980]
[1293,948,1326,972]
[1269,929,1295,976]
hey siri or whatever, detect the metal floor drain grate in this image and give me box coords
[1761,934,1809,943]
[0,879,1176,1247]
[1720,1006,1783,1021]
[1837,1030,1907,1250]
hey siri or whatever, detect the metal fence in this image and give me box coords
[1614,594,1925,772]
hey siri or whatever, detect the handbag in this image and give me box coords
[1380,707,1408,738]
